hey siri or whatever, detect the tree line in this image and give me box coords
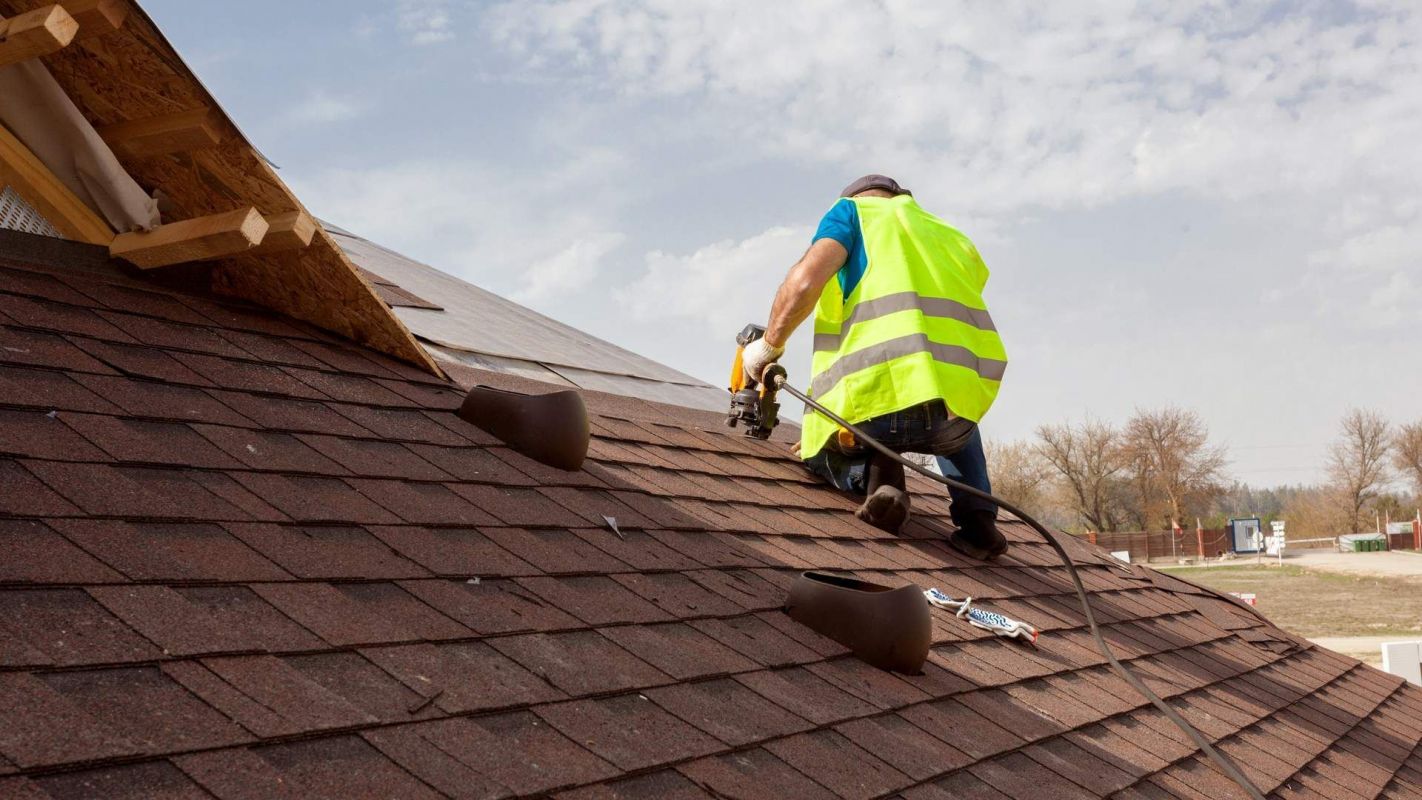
[984,408,1422,537]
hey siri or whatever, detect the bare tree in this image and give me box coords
[1281,485,1355,538]
[1395,421,1422,498]
[984,439,1053,512]
[1119,446,1162,531]
[1121,407,1230,528]
[1034,420,1124,532]
[1327,409,1392,533]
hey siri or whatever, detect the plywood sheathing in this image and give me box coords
[0,0,442,375]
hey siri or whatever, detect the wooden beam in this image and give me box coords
[0,122,113,244]
[63,0,128,42]
[0,5,78,67]
[110,207,268,269]
[245,210,316,255]
[98,107,224,160]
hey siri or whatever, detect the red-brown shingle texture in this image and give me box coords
[3,235,1422,799]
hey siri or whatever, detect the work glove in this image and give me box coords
[742,338,785,384]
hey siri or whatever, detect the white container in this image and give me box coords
[1382,641,1422,686]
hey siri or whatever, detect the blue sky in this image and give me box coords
[145,0,1421,489]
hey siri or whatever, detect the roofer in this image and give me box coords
[742,174,1009,558]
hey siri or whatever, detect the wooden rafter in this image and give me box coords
[0,121,113,244]
[246,210,316,255]
[0,0,444,375]
[0,5,77,67]
[98,106,223,159]
[64,0,127,42]
[110,206,268,269]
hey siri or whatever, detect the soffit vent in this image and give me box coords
[0,186,62,239]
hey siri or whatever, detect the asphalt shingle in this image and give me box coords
[2,236,1419,800]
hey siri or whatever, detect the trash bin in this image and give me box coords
[1342,534,1387,552]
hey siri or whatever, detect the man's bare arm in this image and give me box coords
[764,238,848,347]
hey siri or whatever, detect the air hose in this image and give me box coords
[770,374,1266,800]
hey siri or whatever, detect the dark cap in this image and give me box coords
[840,174,911,198]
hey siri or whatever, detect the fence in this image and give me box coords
[1080,529,1229,563]
[1079,527,1413,562]
[1077,518,1422,563]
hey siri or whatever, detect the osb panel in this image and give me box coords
[0,0,441,375]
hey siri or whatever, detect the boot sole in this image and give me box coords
[947,531,1008,561]
[856,486,910,533]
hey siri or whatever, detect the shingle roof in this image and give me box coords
[4,231,1422,799]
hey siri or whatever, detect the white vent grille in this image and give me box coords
[0,186,63,238]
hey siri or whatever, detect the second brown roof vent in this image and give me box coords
[785,571,931,674]
[457,385,589,471]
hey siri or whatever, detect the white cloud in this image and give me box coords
[285,153,631,307]
[398,0,455,45]
[1303,207,1422,330]
[283,90,365,126]
[486,0,1422,212]
[515,232,627,302]
[613,226,818,388]
[618,226,810,337]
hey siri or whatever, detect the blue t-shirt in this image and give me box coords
[812,198,869,298]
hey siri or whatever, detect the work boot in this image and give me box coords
[948,510,1008,560]
[856,485,910,534]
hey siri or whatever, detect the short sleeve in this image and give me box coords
[812,198,859,252]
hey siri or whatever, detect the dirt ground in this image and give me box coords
[1158,554,1422,666]
[1284,549,1422,579]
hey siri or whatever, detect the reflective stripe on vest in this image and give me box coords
[811,291,998,352]
[809,333,1008,398]
[800,195,1007,460]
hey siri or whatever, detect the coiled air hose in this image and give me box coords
[770,374,1266,800]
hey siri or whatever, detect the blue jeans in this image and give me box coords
[803,400,996,526]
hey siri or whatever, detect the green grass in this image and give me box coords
[1157,564,1422,639]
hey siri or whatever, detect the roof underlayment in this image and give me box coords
[4,231,1422,799]
[324,224,727,412]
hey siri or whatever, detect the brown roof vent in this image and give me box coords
[457,385,589,471]
[785,571,930,674]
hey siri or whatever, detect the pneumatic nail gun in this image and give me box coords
[725,324,786,439]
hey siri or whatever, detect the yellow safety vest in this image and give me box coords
[800,195,1007,460]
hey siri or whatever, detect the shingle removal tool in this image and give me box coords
[924,588,1038,644]
[729,324,1267,800]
